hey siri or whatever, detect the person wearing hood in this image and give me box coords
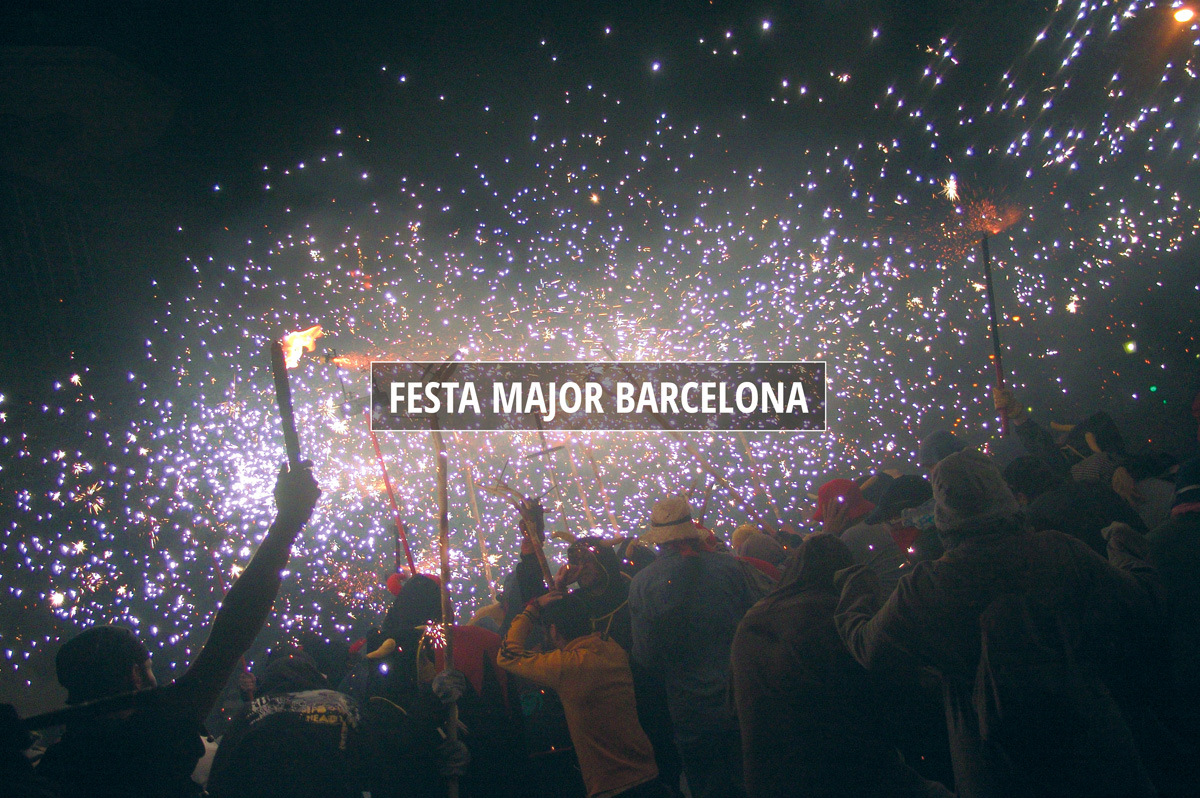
[206,648,361,798]
[894,431,969,564]
[629,495,758,798]
[814,479,909,596]
[834,449,1162,797]
[731,534,952,798]
[1147,457,1200,743]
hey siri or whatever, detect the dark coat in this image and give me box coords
[1024,481,1147,556]
[836,520,1162,798]
[732,535,951,798]
[629,548,757,744]
[1148,511,1200,741]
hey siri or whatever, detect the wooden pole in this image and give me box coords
[367,412,418,576]
[980,235,1010,436]
[457,442,498,601]
[269,340,302,470]
[563,436,600,531]
[584,441,623,534]
[431,421,459,798]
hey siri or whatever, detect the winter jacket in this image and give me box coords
[628,548,757,743]
[836,521,1162,798]
[732,535,951,798]
[1148,511,1200,741]
[497,609,658,798]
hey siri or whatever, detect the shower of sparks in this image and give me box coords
[1,0,1198,681]
[422,621,449,651]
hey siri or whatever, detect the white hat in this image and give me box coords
[643,495,703,544]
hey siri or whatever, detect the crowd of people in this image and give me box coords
[3,386,1200,798]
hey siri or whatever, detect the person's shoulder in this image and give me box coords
[1149,513,1200,546]
[630,552,670,585]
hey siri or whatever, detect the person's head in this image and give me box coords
[614,537,656,576]
[932,450,1020,536]
[858,471,896,506]
[643,495,705,546]
[1061,411,1125,459]
[1173,456,1200,511]
[567,537,620,592]
[919,430,967,473]
[540,594,593,648]
[56,625,154,705]
[864,474,933,523]
[382,574,441,636]
[731,523,760,552]
[257,648,328,696]
[1002,455,1063,505]
[811,479,874,525]
[737,531,786,566]
[779,533,854,595]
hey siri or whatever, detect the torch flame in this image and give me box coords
[281,325,323,368]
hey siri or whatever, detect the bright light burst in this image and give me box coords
[2,0,1198,682]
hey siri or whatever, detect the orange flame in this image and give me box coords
[281,325,323,368]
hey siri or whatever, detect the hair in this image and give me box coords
[540,594,593,644]
[55,625,150,704]
[1002,455,1063,502]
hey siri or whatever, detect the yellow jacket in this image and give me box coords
[498,608,658,798]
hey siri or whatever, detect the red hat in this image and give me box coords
[385,572,406,596]
[812,479,875,523]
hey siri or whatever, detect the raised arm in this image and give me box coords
[176,461,321,720]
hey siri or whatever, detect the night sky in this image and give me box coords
[1,1,1198,714]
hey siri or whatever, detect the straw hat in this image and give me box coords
[643,495,704,544]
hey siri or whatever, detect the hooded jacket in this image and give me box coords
[732,535,951,798]
[836,517,1162,798]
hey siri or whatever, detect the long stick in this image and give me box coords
[736,431,782,523]
[269,340,302,470]
[534,415,573,542]
[564,436,600,531]
[980,235,1010,436]
[584,441,622,534]
[453,432,498,602]
[367,412,417,576]
[431,421,459,798]
[601,346,764,525]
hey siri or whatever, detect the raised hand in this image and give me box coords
[274,460,321,526]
